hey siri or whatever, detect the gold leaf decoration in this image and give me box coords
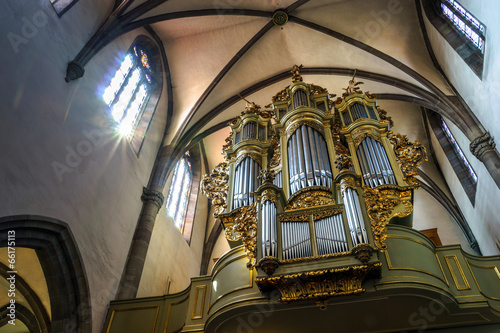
[269,134,281,168]
[255,263,382,303]
[377,107,394,127]
[200,162,229,217]
[285,189,335,210]
[388,132,428,186]
[362,186,398,250]
[232,203,258,268]
[272,87,289,102]
[310,84,328,95]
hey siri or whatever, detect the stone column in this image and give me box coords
[469,132,500,189]
[116,187,164,300]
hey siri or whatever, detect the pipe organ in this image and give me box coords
[203,65,427,303]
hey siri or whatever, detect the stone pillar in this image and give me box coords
[469,132,500,189]
[116,187,164,300]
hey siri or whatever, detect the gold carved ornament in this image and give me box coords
[272,87,289,103]
[237,94,274,119]
[362,186,413,249]
[310,84,328,96]
[291,64,303,82]
[269,134,281,168]
[286,118,325,138]
[285,189,335,210]
[222,133,233,151]
[332,110,351,154]
[341,69,364,97]
[377,107,394,127]
[388,132,428,186]
[260,189,278,204]
[226,203,258,269]
[255,263,382,303]
[200,162,229,217]
[352,131,382,149]
[335,154,353,172]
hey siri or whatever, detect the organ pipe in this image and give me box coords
[261,201,277,257]
[288,125,332,194]
[357,137,396,188]
[342,187,368,246]
[232,157,261,209]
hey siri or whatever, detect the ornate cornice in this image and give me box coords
[141,187,165,209]
[255,263,382,303]
[470,132,496,160]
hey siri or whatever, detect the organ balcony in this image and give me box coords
[101,66,500,333]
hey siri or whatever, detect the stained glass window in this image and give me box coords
[103,45,153,141]
[166,154,193,231]
[440,118,477,183]
[440,0,485,53]
[50,0,79,16]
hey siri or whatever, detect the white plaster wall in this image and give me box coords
[422,2,500,255]
[431,118,500,255]
[138,144,208,297]
[378,100,473,251]
[0,2,168,331]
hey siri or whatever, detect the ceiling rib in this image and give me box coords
[170,21,275,145]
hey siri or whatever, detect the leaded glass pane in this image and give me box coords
[102,46,153,140]
[166,156,192,231]
[440,1,485,53]
[440,118,477,183]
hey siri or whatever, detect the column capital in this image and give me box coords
[140,187,164,209]
[470,132,496,160]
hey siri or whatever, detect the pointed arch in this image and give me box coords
[0,216,92,333]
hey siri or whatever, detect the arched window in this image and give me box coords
[423,1,486,78]
[102,36,161,154]
[440,0,485,53]
[427,112,477,205]
[50,0,79,17]
[166,154,193,233]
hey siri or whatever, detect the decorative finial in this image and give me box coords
[259,169,276,184]
[291,64,303,82]
[342,69,364,97]
[334,154,353,171]
[238,94,261,113]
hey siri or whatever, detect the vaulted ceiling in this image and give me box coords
[77,0,460,176]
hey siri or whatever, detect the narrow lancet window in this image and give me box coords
[166,154,193,231]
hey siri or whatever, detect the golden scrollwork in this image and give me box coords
[235,153,262,168]
[272,87,289,103]
[377,107,394,127]
[222,133,233,151]
[231,203,258,268]
[363,186,413,249]
[255,263,382,303]
[223,204,259,267]
[269,134,281,168]
[260,189,278,204]
[279,214,309,222]
[285,189,335,210]
[352,131,382,149]
[312,208,342,220]
[201,162,229,217]
[332,111,351,154]
[310,84,328,96]
[286,119,325,138]
[388,132,428,186]
[339,175,357,192]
